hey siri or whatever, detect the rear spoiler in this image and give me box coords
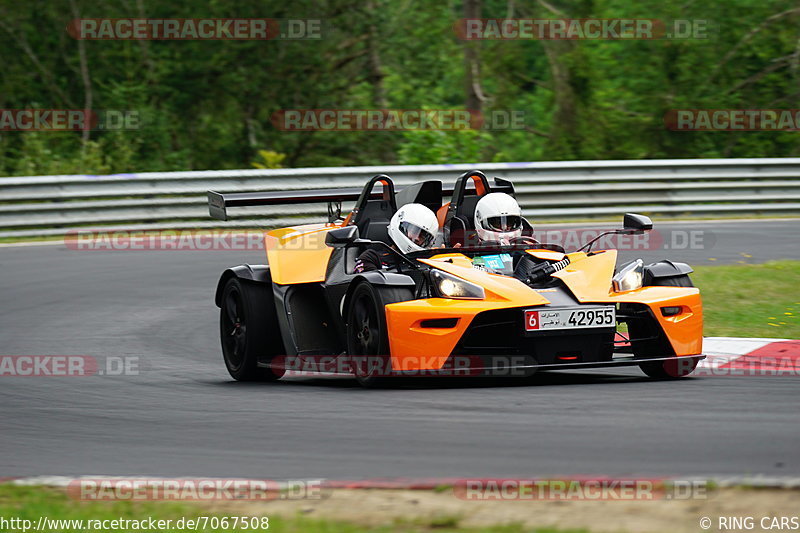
[208,177,514,221]
[208,188,372,221]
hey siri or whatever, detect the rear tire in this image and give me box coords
[219,275,286,381]
[345,282,413,388]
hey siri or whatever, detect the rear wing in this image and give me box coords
[208,188,374,221]
[208,176,514,221]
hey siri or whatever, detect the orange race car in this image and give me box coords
[208,170,703,386]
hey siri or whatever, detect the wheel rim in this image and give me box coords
[221,288,246,369]
[351,292,380,356]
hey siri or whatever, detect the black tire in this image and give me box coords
[345,282,413,388]
[640,357,699,379]
[638,273,696,378]
[219,275,286,381]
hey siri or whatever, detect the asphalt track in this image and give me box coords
[1,219,798,479]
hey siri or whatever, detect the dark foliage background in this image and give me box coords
[0,0,798,175]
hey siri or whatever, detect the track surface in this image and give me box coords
[1,220,798,478]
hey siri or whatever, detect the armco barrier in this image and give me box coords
[1,158,799,238]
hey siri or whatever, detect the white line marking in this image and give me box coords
[699,338,792,368]
[0,240,64,248]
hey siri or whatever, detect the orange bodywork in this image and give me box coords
[386,248,702,371]
[551,250,703,357]
[264,223,340,284]
[387,255,552,370]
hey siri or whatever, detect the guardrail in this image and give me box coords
[1,158,799,238]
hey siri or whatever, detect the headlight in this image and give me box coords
[612,259,644,292]
[430,269,485,299]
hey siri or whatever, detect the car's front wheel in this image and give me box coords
[345,282,413,387]
[649,274,693,288]
[638,272,698,379]
[640,357,699,379]
[220,275,285,381]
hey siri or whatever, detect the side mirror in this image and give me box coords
[623,213,653,232]
[325,225,360,248]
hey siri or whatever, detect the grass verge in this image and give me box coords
[0,485,587,533]
[693,260,799,338]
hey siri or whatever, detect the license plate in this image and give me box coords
[524,306,615,331]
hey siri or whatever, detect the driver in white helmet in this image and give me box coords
[474,192,526,246]
[354,203,439,273]
[471,192,537,274]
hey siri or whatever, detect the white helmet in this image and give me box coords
[388,203,438,253]
[474,192,523,245]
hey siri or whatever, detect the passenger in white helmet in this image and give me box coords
[353,203,438,273]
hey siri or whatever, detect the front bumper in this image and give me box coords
[385,296,703,373]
